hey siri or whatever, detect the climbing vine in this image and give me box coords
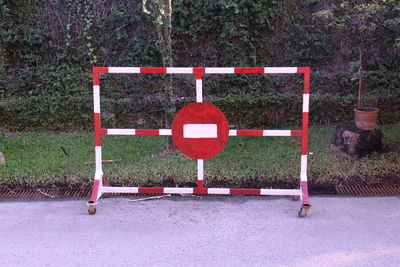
[0,0,398,130]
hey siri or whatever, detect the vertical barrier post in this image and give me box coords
[194,68,206,192]
[89,67,108,205]
[299,67,311,208]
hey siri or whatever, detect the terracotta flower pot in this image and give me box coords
[354,107,379,130]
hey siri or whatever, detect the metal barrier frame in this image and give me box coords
[88,67,311,217]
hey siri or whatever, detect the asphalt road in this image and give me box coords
[1,196,399,266]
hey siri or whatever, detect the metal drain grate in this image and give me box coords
[2,185,400,198]
[0,188,162,199]
[0,188,91,199]
[336,185,400,196]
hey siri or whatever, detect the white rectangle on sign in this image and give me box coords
[183,124,217,138]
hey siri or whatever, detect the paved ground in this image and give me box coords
[1,196,400,266]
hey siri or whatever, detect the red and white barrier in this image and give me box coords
[88,66,311,216]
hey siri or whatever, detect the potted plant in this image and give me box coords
[353,49,379,131]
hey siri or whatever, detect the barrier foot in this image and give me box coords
[298,204,311,218]
[87,201,97,215]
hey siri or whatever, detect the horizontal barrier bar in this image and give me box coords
[93,67,306,75]
[108,67,140,73]
[102,187,139,193]
[104,129,171,136]
[103,129,302,137]
[229,130,302,136]
[101,186,301,196]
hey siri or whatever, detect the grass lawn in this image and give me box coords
[0,125,399,189]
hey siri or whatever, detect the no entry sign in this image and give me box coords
[172,102,229,159]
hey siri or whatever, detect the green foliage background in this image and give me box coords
[0,0,399,130]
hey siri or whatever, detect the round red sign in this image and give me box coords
[172,103,229,159]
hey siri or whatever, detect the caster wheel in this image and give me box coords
[87,203,97,215]
[292,195,300,201]
[298,204,311,218]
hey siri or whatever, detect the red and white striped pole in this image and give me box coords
[89,67,108,204]
[298,67,310,207]
[194,68,205,190]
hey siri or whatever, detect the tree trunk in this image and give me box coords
[161,0,174,128]
[151,0,176,152]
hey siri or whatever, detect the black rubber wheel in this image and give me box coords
[298,207,307,217]
[88,204,96,215]
[298,204,311,218]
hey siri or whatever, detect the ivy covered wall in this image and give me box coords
[0,0,399,130]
